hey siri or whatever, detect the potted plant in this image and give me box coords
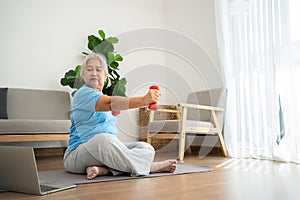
[60,29,127,98]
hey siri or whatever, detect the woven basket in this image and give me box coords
[139,105,179,151]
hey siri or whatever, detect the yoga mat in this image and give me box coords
[38,163,211,185]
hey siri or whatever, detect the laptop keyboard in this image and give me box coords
[40,185,60,192]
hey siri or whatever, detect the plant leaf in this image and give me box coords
[87,35,101,51]
[110,61,119,70]
[75,65,81,75]
[92,40,114,56]
[60,78,69,86]
[60,77,75,88]
[73,77,84,89]
[65,70,76,77]
[107,51,115,65]
[98,30,106,40]
[106,37,119,44]
[115,54,123,61]
[112,78,127,96]
[111,69,120,79]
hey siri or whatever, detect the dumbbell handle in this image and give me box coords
[148,85,159,110]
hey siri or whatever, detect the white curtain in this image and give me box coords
[215,0,300,163]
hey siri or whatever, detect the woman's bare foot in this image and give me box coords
[150,159,177,173]
[86,166,110,180]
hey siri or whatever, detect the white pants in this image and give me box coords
[64,134,155,176]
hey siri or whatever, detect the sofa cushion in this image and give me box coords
[7,88,70,120]
[0,88,8,119]
[0,119,71,134]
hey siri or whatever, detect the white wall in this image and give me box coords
[0,0,220,143]
[0,0,165,91]
[164,0,222,102]
[165,0,220,67]
[164,0,222,147]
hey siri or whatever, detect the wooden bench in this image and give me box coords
[0,134,69,142]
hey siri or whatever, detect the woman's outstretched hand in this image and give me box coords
[143,87,161,105]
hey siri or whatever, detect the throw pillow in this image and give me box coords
[0,87,8,119]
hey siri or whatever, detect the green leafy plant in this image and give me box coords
[60,29,127,96]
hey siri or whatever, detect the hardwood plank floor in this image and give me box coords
[1,150,300,200]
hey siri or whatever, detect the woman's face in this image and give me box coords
[82,58,107,89]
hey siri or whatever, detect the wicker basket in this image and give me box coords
[139,105,179,151]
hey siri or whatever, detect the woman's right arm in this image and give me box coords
[95,89,160,112]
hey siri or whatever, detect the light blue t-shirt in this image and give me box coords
[66,85,118,152]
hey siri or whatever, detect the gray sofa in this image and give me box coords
[0,88,71,147]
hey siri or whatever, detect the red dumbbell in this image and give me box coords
[148,85,160,110]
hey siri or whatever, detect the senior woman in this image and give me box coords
[63,53,177,180]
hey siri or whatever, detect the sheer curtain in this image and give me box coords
[215,0,300,163]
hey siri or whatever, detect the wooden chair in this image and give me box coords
[147,88,228,161]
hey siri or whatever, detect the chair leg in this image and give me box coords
[178,131,186,161]
[178,106,187,161]
[146,134,151,144]
[146,138,151,144]
[217,130,228,157]
[210,110,228,157]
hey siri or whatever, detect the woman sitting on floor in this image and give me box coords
[63,53,177,180]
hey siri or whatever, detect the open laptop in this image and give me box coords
[0,146,76,195]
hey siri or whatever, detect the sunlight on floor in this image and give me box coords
[215,158,300,174]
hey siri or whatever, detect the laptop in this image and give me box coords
[0,146,76,195]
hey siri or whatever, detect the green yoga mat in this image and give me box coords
[39,163,211,185]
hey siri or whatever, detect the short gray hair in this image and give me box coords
[80,53,108,78]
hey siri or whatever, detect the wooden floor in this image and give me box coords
[1,150,300,200]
